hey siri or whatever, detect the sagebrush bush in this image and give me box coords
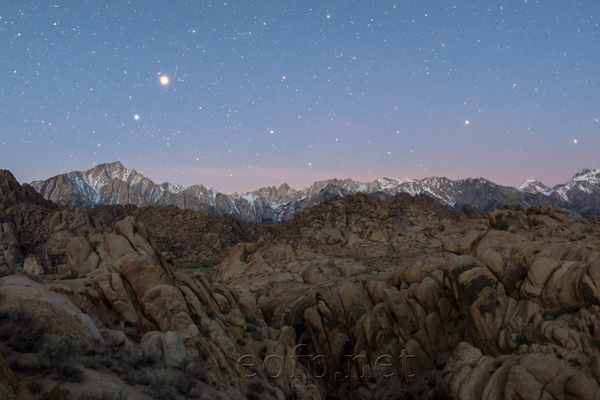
[27,381,43,394]
[251,328,265,341]
[10,359,43,375]
[249,381,265,393]
[122,367,152,386]
[40,335,79,367]
[42,385,71,400]
[0,306,48,352]
[142,368,189,400]
[40,335,84,382]
[77,390,127,400]
[184,361,209,385]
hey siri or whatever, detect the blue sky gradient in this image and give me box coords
[1,1,598,192]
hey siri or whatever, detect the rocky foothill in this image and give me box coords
[2,168,600,399]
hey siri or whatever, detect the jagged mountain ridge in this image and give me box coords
[29,162,600,221]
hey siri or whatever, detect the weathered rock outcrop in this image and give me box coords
[217,198,600,399]
[58,215,320,399]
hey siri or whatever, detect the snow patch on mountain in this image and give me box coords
[514,179,551,195]
[30,163,600,221]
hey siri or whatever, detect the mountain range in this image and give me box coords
[29,161,600,221]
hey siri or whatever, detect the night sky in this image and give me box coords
[1,1,599,193]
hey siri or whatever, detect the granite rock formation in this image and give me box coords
[2,169,600,399]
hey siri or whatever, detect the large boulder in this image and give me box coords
[440,341,600,400]
[67,236,99,276]
[22,254,44,277]
[0,275,102,341]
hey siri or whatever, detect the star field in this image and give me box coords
[1,1,599,193]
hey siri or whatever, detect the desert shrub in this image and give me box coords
[221,305,232,314]
[514,334,528,346]
[117,351,156,370]
[60,272,75,280]
[9,359,43,375]
[80,339,121,372]
[542,309,562,321]
[251,328,265,341]
[563,303,583,314]
[40,335,79,367]
[101,356,118,373]
[285,392,297,400]
[244,313,258,325]
[143,371,178,400]
[197,323,210,337]
[190,313,202,326]
[0,306,48,352]
[77,391,127,400]
[27,381,43,394]
[187,386,206,399]
[249,381,265,393]
[40,335,84,382]
[258,345,267,360]
[80,338,112,357]
[42,385,71,400]
[122,367,152,386]
[113,391,127,400]
[81,338,155,376]
[569,357,582,367]
[57,364,85,382]
[139,367,194,399]
[569,322,581,331]
[184,361,210,385]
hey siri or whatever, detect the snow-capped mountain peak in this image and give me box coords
[570,168,600,183]
[29,163,600,221]
[514,179,551,194]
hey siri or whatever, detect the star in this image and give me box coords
[160,75,170,85]
[134,115,140,120]
[464,120,470,126]
[574,139,578,144]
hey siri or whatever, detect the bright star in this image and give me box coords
[134,115,140,120]
[160,75,169,85]
[465,120,470,126]
[574,139,578,144]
